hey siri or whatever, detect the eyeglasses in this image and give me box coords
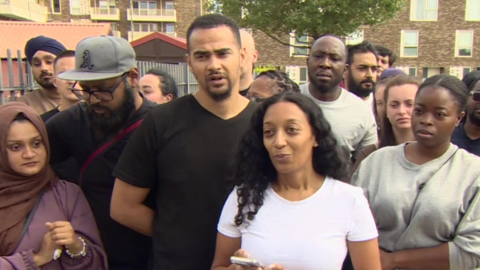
[470,91,480,102]
[71,73,127,102]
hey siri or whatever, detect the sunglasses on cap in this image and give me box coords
[470,91,480,102]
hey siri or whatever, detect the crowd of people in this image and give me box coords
[0,12,479,270]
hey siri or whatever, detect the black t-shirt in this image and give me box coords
[41,107,60,122]
[46,97,157,270]
[113,95,257,270]
[41,107,80,184]
[451,122,480,156]
[239,86,250,97]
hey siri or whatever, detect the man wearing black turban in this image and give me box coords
[16,36,66,114]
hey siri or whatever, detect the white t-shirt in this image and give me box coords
[218,177,378,270]
[365,93,374,109]
[299,83,378,160]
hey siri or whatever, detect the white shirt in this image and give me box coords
[299,83,378,159]
[365,93,374,109]
[218,178,378,270]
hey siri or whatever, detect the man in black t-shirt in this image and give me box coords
[45,36,156,270]
[111,14,256,270]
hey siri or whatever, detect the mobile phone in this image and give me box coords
[230,256,264,268]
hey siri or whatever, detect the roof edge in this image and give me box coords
[130,32,187,50]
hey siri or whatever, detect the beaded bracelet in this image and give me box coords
[65,236,87,258]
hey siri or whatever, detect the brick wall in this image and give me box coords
[116,0,132,40]
[175,0,203,38]
[253,31,306,67]
[45,0,91,22]
[364,0,480,78]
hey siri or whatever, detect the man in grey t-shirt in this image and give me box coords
[300,35,377,162]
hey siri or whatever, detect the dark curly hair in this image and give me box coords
[256,70,300,94]
[232,91,349,226]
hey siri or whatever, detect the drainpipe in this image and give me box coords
[199,0,203,15]
[130,0,134,41]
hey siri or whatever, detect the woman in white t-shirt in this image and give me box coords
[211,92,381,270]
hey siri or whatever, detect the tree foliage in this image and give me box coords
[206,0,406,47]
[254,65,279,74]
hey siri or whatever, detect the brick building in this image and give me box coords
[14,0,207,42]
[362,0,480,80]
[3,0,478,83]
[262,0,480,82]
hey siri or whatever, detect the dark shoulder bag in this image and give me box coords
[13,189,45,251]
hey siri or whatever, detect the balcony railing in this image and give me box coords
[127,8,176,22]
[0,0,47,22]
[91,7,120,20]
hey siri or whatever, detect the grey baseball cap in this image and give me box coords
[58,35,136,81]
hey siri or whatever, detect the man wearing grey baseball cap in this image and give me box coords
[45,35,156,270]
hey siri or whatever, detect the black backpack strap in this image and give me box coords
[15,189,45,250]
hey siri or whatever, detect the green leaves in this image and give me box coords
[208,0,406,44]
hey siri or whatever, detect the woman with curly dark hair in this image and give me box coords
[211,92,381,270]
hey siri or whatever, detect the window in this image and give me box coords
[133,23,140,32]
[165,1,174,15]
[450,66,471,79]
[290,35,309,56]
[455,30,474,57]
[165,1,174,9]
[70,0,81,14]
[133,1,157,9]
[466,0,480,21]
[165,23,175,34]
[52,0,60,13]
[133,23,158,32]
[299,67,308,83]
[422,67,429,79]
[99,0,116,8]
[345,30,364,45]
[285,66,307,84]
[133,1,158,15]
[411,0,438,20]
[97,0,116,14]
[409,67,417,76]
[401,30,419,57]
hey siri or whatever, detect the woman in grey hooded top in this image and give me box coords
[352,74,480,270]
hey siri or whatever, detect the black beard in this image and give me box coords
[468,110,480,126]
[347,72,375,98]
[35,76,56,91]
[87,84,136,135]
[206,77,233,101]
[308,72,343,93]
